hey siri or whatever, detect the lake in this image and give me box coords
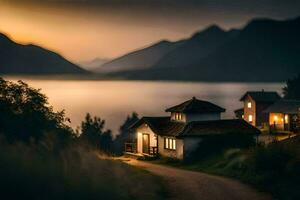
[5,78,283,135]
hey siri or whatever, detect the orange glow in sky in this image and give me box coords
[0,2,191,62]
[1,1,299,62]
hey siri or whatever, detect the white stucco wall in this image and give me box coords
[135,123,157,154]
[185,113,221,122]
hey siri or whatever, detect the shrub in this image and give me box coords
[187,133,256,162]
[0,78,74,143]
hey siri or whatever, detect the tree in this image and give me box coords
[0,78,74,143]
[113,112,139,155]
[283,74,300,100]
[78,113,113,152]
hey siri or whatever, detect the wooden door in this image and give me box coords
[142,134,150,154]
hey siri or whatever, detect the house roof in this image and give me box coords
[131,117,260,137]
[263,99,300,114]
[179,119,260,137]
[165,97,226,114]
[131,117,186,137]
[240,91,281,102]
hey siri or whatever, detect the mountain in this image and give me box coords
[153,25,238,69]
[78,58,110,71]
[97,40,184,73]
[106,16,300,82]
[0,33,86,74]
[183,17,300,81]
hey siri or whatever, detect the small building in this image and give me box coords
[239,91,281,128]
[263,99,300,132]
[127,97,260,159]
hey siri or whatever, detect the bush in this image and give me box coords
[0,78,74,144]
[187,133,256,162]
[244,139,300,200]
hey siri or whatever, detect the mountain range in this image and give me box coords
[99,16,300,82]
[0,33,86,74]
[98,40,184,73]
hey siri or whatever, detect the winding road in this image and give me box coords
[123,159,272,200]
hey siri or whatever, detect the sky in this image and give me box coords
[1,0,300,62]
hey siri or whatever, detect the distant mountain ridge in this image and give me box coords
[153,25,238,69]
[0,33,86,74]
[78,58,110,71]
[98,40,185,73]
[102,16,300,81]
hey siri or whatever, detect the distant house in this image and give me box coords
[263,100,300,132]
[239,91,281,128]
[237,91,300,141]
[126,97,260,159]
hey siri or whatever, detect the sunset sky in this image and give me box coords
[1,0,300,62]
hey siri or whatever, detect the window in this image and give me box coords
[284,114,289,123]
[274,115,278,122]
[164,138,176,150]
[175,112,183,121]
[249,115,253,122]
[247,102,252,108]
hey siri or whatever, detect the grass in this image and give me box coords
[0,142,168,200]
[153,139,300,200]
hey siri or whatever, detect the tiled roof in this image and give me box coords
[165,97,226,113]
[131,117,260,137]
[263,99,300,114]
[130,117,185,137]
[179,119,260,137]
[240,91,281,102]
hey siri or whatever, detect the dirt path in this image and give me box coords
[122,158,272,200]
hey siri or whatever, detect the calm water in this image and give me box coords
[6,78,283,135]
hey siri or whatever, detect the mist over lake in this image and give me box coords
[5,78,283,135]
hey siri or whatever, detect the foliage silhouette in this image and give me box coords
[78,113,113,152]
[0,78,74,146]
[283,74,300,100]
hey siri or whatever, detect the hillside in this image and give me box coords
[106,16,300,82]
[0,33,86,74]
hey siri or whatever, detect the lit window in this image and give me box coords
[175,113,182,121]
[165,138,169,149]
[164,138,176,150]
[274,115,278,122]
[285,114,289,123]
[179,113,182,120]
[247,102,252,108]
[249,115,253,122]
